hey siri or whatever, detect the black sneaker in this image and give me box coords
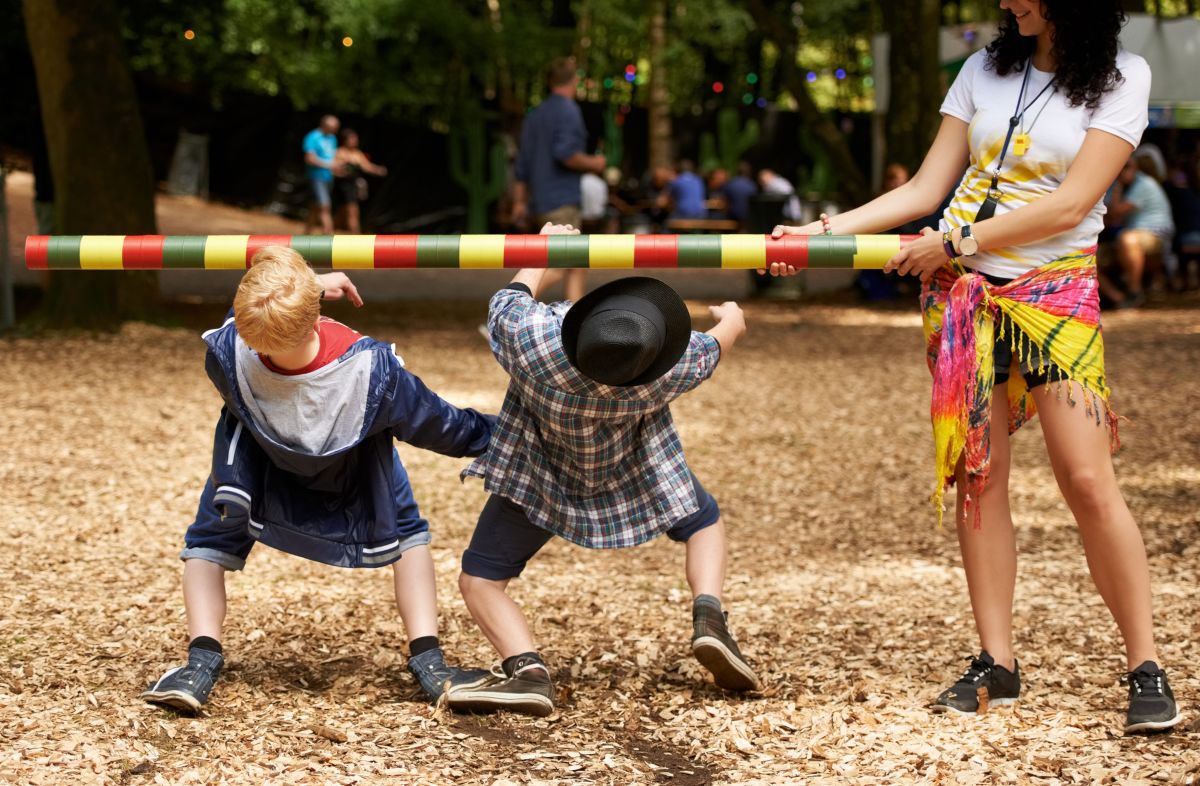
[446,654,554,717]
[407,647,492,701]
[691,602,759,691]
[1124,661,1182,734]
[141,648,224,715]
[931,651,1020,715]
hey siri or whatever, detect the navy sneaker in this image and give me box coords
[931,651,1020,715]
[407,647,492,701]
[691,601,759,691]
[1125,661,1182,734]
[445,654,554,717]
[141,648,224,714]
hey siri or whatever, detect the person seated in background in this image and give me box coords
[718,161,759,229]
[757,168,802,222]
[1164,156,1200,289]
[1099,150,1175,308]
[662,160,708,220]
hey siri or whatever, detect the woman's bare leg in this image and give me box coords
[1031,382,1159,669]
[955,388,1017,671]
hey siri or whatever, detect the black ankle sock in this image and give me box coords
[503,652,548,679]
[189,636,223,655]
[409,636,440,658]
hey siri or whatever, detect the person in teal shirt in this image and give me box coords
[303,115,340,234]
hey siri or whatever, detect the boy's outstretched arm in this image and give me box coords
[507,222,580,299]
[705,301,746,356]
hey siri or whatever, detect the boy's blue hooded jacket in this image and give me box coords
[200,314,493,568]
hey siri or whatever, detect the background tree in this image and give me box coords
[881,0,942,176]
[23,0,158,328]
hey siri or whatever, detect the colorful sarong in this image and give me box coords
[921,249,1118,527]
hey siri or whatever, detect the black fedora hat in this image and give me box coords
[561,276,692,387]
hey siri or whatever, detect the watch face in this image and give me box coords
[961,236,979,256]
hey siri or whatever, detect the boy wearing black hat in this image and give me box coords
[451,222,756,717]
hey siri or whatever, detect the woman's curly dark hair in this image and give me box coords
[985,1,1126,109]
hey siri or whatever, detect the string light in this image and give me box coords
[806,71,817,83]
[742,93,754,105]
[835,68,846,80]
[756,97,768,108]
[746,72,758,84]
[712,81,724,93]
[342,36,353,47]
[183,29,195,40]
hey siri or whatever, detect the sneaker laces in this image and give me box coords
[1126,667,1165,697]
[956,655,994,686]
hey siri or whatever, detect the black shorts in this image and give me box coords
[461,474,721,581]
[984,273,1066,389]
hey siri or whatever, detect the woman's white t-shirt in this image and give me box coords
[939,49,1151,278]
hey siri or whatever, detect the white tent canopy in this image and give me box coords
[873,14,1200,114]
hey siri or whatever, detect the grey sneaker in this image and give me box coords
[141,648,224,714]
[446,654,554,717]
[1125,661,1182,734]
[407,647,492,701]
[931,651,1020,715]
[691,601,759,691]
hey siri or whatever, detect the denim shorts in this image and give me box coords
[181,470,432,572]
[461,473,721,581]
[309,177,332,208]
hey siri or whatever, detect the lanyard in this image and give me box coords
[977,62,1056,221]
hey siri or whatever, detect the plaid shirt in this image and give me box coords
[462,286,721,549]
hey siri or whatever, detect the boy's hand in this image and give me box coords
[539,221,580,235]
[709,301,745,329]
[705,301,746,353]
[316,273,364,307]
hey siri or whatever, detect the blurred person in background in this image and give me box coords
[303,115,340,235]
[333,129,388,234]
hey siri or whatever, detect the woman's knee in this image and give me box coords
[1059,467,1117,517]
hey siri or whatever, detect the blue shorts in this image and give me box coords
[461,473,720,581]
[309,177,332,208]
[181,455,431,571]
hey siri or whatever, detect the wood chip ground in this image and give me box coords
[1,296,1197,785]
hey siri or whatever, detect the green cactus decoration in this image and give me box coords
[698,107,760,173]
[603,106,624,169]
[449,113,507,233]
[796,126,835,199]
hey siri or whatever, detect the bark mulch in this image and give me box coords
[1,298,1197,785]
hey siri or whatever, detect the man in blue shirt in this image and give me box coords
[303,115,340,234]
[666,160,707,220]
[720,160,759,227]
[512,58,606,301]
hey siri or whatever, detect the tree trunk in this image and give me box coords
[23,0,159,329]
[746,0,871,205]
[881,0,942,177]
[647,0,672,170]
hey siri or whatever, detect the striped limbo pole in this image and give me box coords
[24,234,917,270]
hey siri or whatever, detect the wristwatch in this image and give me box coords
[959,224,979,257]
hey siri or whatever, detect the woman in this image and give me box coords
[772,0,1180,733]
[333,129,388,234]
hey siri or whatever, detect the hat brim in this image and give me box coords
[562,276,692,387]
